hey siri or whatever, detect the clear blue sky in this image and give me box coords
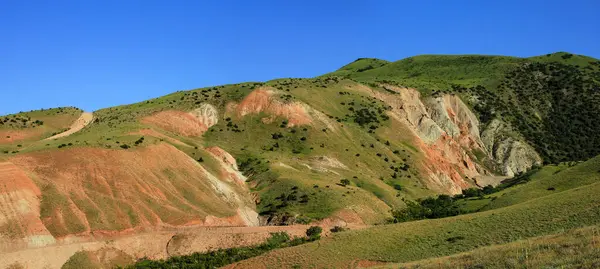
[1,0,599,115]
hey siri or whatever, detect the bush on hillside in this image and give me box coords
[306,226,322,240]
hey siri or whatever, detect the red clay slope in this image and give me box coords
[0,143,257,252]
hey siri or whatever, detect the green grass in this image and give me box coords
[326,52,600,164]
[333,58,391,77]
[4,52,600,243]
[326,54,525,93]
[233,170,600,268]
[383,224,600,269]
[62,248,134,269]
[480,157,600,211]
[61,251,100,269]
[39,183,87,237]
[529,51,600,68]
[196,80,431,223]
[0,107,83,153]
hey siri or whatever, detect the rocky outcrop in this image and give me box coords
[190,103,219,129]
[232,87,337,130]
[235,88,312,127]
[205,146,248,184]
[424,95,483,149]
[141,103,219,137]
[367,84,541,193]
[481,119,542,176]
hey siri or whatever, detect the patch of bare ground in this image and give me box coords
[2,143,257,248]
[0,221,369,269]
[141,110,209,136]
[44,112,93,140]
[235,87,312,127]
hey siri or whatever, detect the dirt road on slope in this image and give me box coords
[0,224,367,269]
[44,112,93,140]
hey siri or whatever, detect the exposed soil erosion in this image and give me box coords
[234,87,312,127]
[361,85,482,193]
[0,219,369,269]
[1,143,257,252]
[355,83,540,193]
[205,146,247,184]
[0,162,55,251]
[481,119,542,176]
[424,95,483,149]
[141,103,219,136]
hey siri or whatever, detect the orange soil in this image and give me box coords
[206,146,238,168]
[414,134,476,193]
[0,162,55,251]
[205,146,247,185]
[0,220,369,269]
[141,110,209,136]
[3,143,254,249]
[235,88,312,127]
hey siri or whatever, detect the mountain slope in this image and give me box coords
[1,52,600,265]
[231,157,600,268]
[0,107,83,145]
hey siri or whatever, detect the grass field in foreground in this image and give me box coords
[232,175,600,268]
[380,224,600,269]
[456,156,600,212]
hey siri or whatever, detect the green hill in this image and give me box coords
[233,156,600,268]
[3,52,600,269]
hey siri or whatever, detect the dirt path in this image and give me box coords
[44,112,93,140]
[0,224,368,269]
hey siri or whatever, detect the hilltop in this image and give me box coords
[1,52,600,268]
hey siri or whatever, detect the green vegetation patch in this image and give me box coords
[123,229,321,269]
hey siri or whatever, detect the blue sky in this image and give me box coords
[1,0,599,115]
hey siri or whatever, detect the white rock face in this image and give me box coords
[373,85,444,144]
[424,95,484,149]
[190,103,219,129]
[481,119,542,176]
[371,84,543,193]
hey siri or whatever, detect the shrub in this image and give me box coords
[134,137,144,145]
[306,226,322,240]
[393,184,402,191]
[330,226,346,233]
[391,195,461,223]
[339,179,350,186]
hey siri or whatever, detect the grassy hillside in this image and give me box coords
[0,107,82,146]
[382,224,600,269]
[0,79,431,227]
[332,58,391,77]
[232,163,600,268]
[326,54,524,92]
[464,156,600,211]
[328,52,600,163]
[3,52,600,241]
